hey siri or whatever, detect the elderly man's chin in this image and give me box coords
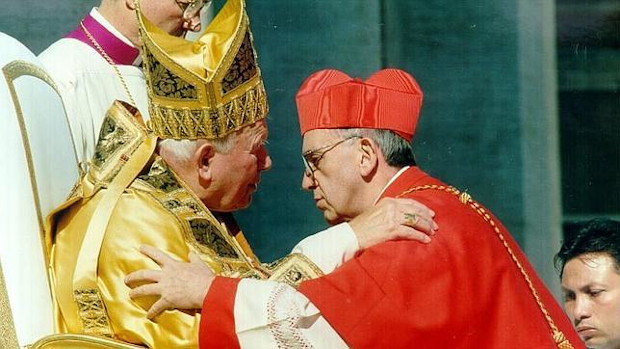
[322,209,346,226]
[216,191,256,212]
[237,183,261,208]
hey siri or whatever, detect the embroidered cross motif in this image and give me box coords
[74,288,113,337]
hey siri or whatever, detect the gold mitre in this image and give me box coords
[137,0,268,140]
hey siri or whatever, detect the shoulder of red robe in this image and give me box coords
[295,68,424,142]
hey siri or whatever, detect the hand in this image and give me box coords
[349,197,438,249]
[124,245,214,319]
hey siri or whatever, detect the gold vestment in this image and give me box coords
[45,102,322,348]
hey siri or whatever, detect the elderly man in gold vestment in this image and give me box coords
[44,0,436,347]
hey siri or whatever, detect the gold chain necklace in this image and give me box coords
[80,21,137,107]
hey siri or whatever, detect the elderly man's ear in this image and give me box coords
[359,138,380,177]
[196,142,215,184]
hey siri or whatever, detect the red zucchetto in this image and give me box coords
[295,68,424,142]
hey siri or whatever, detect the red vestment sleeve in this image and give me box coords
[199,276,241,349]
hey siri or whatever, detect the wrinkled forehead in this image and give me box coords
[251,119,268,135]
[301,129,339,152]
[239,119,268,143]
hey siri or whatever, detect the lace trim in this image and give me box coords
[266,284,313,348]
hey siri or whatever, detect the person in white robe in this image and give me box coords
[39,0,205,166]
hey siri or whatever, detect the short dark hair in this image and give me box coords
[555,218,620,277]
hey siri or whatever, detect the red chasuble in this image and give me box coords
[298,166,583,348]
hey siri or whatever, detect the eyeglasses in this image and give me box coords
[302,136,361,179]
[175,0,211,20]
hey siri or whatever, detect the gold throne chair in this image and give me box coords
[0,32,142,349]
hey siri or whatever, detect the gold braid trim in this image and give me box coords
[397,184,574,349]
[148,81,267,140]
[73,288,113,337]
[265,253,324,288]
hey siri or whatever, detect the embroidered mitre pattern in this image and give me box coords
[137,0,268,140]
[222,31,258,94]
[144,50,198,100]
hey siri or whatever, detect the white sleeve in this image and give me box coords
[234,279,348,348]
[291,223,359,274]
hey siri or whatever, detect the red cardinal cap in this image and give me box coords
[295,68,423,142]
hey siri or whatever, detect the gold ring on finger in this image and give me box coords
[404,212,418,226]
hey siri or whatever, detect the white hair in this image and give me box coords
[157,129,243,161]
[158,139,201,162]
[329,128,416,167]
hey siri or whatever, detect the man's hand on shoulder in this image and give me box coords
[125,245,214,319]
[349,197,438,250]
